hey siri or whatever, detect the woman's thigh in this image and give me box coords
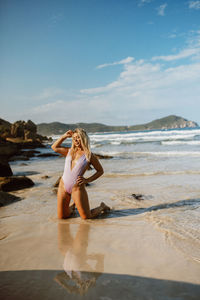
[71,185,91,219]
[57,178,71,218]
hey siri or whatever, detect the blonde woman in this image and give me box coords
[51,128,110,219]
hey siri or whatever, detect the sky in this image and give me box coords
[0,0,200,126]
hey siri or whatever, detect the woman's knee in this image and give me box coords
[57,211,71,219]
[80,214,90,220]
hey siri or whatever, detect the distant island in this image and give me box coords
[36,115,199,135]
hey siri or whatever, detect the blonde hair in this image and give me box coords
[71,128,91,162]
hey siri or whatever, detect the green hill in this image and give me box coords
[36,115,198,136]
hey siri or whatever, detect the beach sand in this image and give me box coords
[0,158,200,299]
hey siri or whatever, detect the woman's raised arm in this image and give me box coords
[51,130,73,156]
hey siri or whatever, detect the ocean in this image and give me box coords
[10,127,200,264]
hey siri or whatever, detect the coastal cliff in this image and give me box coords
[36,115,199,135]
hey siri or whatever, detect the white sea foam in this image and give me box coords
[96,150,200,157]
[104,170,200,177]
[162,140,200,146]
[90,132,199,144]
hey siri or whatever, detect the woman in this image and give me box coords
[51,128,110,219]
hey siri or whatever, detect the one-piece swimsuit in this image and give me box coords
[62,149,88,194]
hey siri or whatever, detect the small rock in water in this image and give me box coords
[37,153,59,157]
[94,153,113,159]
[0,191,21,206]
[41,175,50,179]
[0,161,13,177]
[0,176,34,192]
[54,176,61,187]
[131,193,144,200]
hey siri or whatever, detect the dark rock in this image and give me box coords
[131,194,144,200]
[0,191,21,206]
[0,119,12,140]
[94,153,113,159]
[0,139,20,158]
[0,161,13,176]
[20,150,40,157]
[25,120,37,133]
[11,120,37,139]
[11,121,25,138]
[9,155,30,162]
[19,163,28,166]
[0,176,34,192]
[41,175,50,179]
[52,188,58,194]
[54,176,61,187]
[37,153,59,157]
[6,137,45,149]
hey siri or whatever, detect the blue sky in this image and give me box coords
[0,0,200,125]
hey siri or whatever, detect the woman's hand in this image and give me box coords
[76,176,88,186]
[63,130,73,139]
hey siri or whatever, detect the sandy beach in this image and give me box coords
[1,128,200,299]
[1,161,200,299]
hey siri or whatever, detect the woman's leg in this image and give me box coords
[57,178,75,219]
[71,185,110,219]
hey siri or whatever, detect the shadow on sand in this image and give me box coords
[99,198,200,219]
[0,269,200,300]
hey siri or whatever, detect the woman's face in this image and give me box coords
[73,132,81,148]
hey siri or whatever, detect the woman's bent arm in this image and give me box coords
[51,130,73,156]
[76,153,104,185]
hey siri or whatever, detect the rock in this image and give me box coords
[94,153,113,159]
[131,194,144,200]
[0,176,34,192]
[24,130,36,140]
[37,153,59,157]
[11,120,37,139]
[6,137,45,149]
[19,163,28,166]
[11,121,25,138]
[54,176,61,187]
[0,118,11,138]
[41,175,50,179]
[0,138,20,158]
[25,120,37,133]
[9,155,30,162]
[0,161,13,176]
[0,191,21,206]
[52,188,58,194]
[20,150,40,157]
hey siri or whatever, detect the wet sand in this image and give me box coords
[1,159,200,299]
[1,196,200,299]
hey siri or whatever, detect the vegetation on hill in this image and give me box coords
[36,115,198,135]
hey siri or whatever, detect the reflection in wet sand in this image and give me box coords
[55,223,104,295]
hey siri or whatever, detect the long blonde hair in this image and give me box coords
[71,128,91,162]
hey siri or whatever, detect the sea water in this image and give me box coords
[10,127,200,263]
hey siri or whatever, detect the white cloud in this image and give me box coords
[37,88,66,100]
[157,3,167,16]
[138,0,153,6]
[21,32,200,125]
[96,57,134,69]
[188,1,200,9]
[48,13,63,27]
[152,47,200,61]
[168,34,177,39]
